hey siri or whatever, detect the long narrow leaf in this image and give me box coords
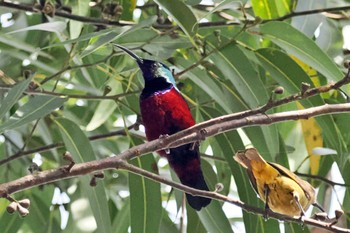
[255,48,346,153]
[54,118,112,233]
[260,21,343,82]
[154,0,198,45]
[0,96,66,134]
[0,75,33,120]
[129,153,162,233]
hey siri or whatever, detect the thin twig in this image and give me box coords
[0,155,348,232]
[295,172,350,188]
[263,5,350,23]
[1,102,350,192]
[0,124,136,166]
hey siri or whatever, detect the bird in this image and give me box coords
[234,148,324,218]
[115,45,211,211]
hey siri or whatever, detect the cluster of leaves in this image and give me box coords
[0,0,350,232]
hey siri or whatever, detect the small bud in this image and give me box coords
[17,205,29,217]
[94,172,105,179]
[215,183,224,192]
[63,152,74,163]
[23,70,32,79]
[28,162,40,174]
[314,212,328,221]
[301,82,311,95]
[6,202,18,214]
[103,86,112,96]
[274,86,284,94]
[90,177,97,187]
[214,30,221,37]
[344,60,350,69]
[335,209,344,220]
[254,16,263,24]
[18,199,31,209]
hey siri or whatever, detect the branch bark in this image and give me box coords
[1,102,350,195]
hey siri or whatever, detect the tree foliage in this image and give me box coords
[0,0,350,232]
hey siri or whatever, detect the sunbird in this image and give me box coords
[234,148,324,217]
[115,45,211,210]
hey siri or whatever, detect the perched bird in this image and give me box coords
[234,148,324,218]
[115,45,211,210]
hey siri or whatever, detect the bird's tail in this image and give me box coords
[182,172,211,211]
[167,144,211,211]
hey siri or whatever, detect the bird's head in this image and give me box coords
[115,45,176,86]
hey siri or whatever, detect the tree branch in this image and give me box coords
[0,124,137,166]
[0,150,348,232]
[1,102,350,195]
[263,5,350,23]
[2,1,349,29]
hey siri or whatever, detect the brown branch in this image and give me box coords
[0,85,139,100]
[121,162,350,233]
[170,72,350,144]
[0,1,132,27]
[295,172,350,188]
[2,1,349,30]
[263,5,350,23]
[1,102,350,193]
[0,124,136,166]
[0,152,348,232]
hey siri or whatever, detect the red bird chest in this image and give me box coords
[140,87,195,155]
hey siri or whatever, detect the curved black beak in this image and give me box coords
[114,44,143,64]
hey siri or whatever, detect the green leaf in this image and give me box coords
[251,0,291,19]
[255,48,346,154]
[196,159,233,233]
[198,201,233,233]
[0,32,52,59]
[70,0,90,39]
[0,208,24,233]
[154,0,198,45]
[176,56,246,113]
[7,22,66,34]
[81,16,157,57]
[259,21,343,82]
[208,41,269,108]
[0,96,66,134]
[86,78,123,131]
[54,118,112,233]
[129,154,162,233]
[0,75,33,120]
[112,200,130,233]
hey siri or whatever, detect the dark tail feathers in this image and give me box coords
[184,176,211,211]
[168,144,212,211]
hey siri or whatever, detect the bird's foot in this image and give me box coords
[158,134,170,154]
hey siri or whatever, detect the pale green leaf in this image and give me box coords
[252,0,291,19]
[70,0,90,39]
[54,118,112,233]
[198,201,233,233]
[255,48,346,154]
[7,22,66,34]
[129,154,162,233]
[0,96,66,134]
[86,78,123,131]
[0,75,33,120]
[80,16,157,57]
[260,22,343,82]
[154,0,198,45]
[0,33,52,59]
[207,40,269,108]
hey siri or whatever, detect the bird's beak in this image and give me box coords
[114,44,143,64]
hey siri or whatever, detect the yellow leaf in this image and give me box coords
[297,103,323,175]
